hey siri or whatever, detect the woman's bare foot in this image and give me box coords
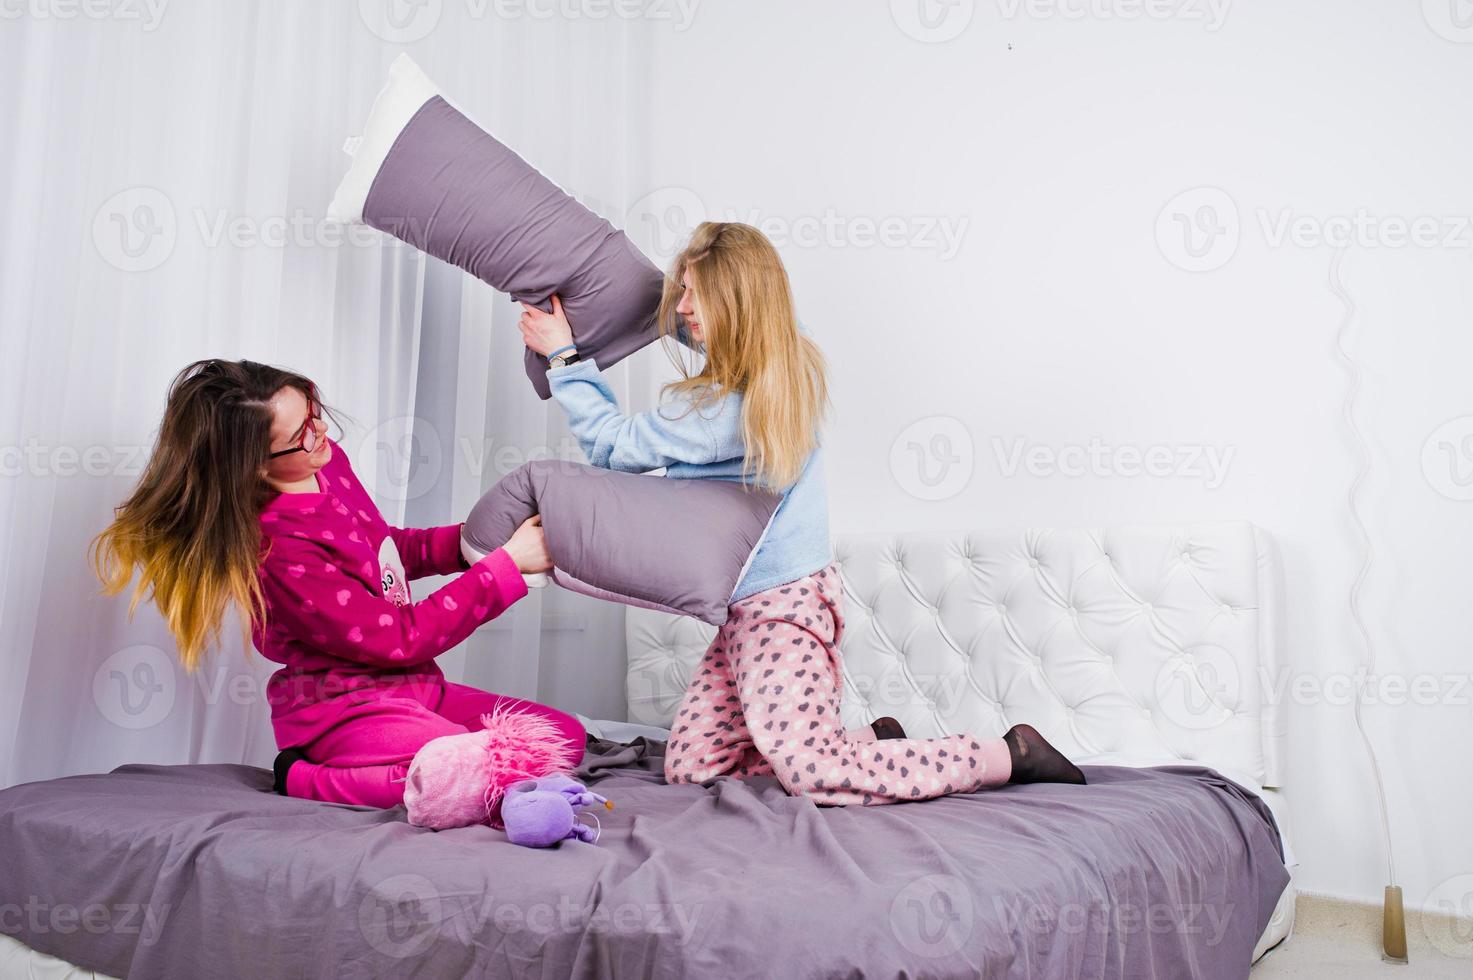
[870,716,907,740]
[1005,723,1086,785]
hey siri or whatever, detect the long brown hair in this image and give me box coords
[656,222,829,490]
[91,359,337,671]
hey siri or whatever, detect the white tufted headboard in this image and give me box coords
[626,521,1285,790]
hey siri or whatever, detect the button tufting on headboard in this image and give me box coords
[625,521,1285,789]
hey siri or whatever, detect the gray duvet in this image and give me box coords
[0,737,1287,979]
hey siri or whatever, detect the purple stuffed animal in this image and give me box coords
[501,775,612,848]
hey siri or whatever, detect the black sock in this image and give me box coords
[273,749,308,796]
[870,716,907,740]
[1005,724,1086,785]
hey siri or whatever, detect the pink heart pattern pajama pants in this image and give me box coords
[663,563,1013,805]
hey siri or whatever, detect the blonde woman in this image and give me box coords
[519,222,1084,805]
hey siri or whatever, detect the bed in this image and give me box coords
[0,521,1295,978]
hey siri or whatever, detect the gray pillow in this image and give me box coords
[329,55,665,399]
[461,461,781,626]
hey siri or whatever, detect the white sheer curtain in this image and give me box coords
[0,2,651,790]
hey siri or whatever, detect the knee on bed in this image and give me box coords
[543,706,588,764]
[661,739,733,785]
[766,756,829,798]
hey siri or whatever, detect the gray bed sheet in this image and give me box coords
[0,737,1288,979]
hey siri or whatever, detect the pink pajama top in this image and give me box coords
[252,440,528,749]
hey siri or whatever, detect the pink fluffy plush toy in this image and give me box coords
[402,706,587,832]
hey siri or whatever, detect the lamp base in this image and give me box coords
[1382,885,1408,965]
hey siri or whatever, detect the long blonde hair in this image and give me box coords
[656,222,828,490]
[91,359,335,671]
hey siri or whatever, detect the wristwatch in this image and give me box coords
[548,348,581,370]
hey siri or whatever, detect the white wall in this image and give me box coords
[622,0,1473,913]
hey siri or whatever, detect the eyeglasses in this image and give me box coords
[268,398,323,459]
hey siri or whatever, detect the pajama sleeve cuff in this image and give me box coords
[389,522,473,579]
[475,547,530,608]
[425,522,471,575]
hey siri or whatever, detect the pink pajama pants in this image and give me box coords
[286,681,586,808]
[664,564,1012,805]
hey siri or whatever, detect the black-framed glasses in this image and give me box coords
[268,398,323,459]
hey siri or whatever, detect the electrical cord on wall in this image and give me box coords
[1328,247,1407,964]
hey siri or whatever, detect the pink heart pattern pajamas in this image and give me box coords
[253,440,585,807]
[664,564,1013,804]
